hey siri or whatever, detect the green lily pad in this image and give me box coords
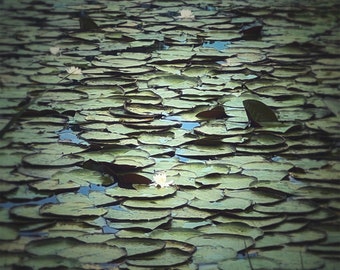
[199,222,263,239]
[106,185,176,198]
[193,246,236,264]
[149,228,201,242]
[190,197,252,211]
[0,225,19,240]
[10,204,53,220]
[22,153,84,167]
[218,257,280,270]
[176,144,235,158]
[171,206,213,220]
[196,173,257,189]
[254,200,318,214]
[106,238,165,257]
[20,255,80,269]
[148,74,199,88]
[261,247,325,270]
[40,202,107,217]
[187,233,254,251]
[123,196,188,209]
[107,216,171,230]
[105,206,171,221]
[126,248,191,267]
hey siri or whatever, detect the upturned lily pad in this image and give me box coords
[243,99,278,127]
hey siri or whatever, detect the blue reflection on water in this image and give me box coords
[164,115,200,131]
[202,41,231,51]
[56,127,89,146]
[181,121,200,130]
[77,183,115,196]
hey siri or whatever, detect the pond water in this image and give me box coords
[0,0,339,269]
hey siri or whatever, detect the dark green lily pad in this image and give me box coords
[243,99,278,127]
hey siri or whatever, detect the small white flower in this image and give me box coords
[150,170,174,188]
[176,9,195,20]
[66,66,82,75]
[49,46,61,55]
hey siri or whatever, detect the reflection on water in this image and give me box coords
[56,127,89,146]
[202,40,231,51]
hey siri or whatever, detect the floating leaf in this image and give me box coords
[0,225,18,240]
[196,105,227,119]
[193,246,236,264]
[126,248,191,267]
[105,206,171,221]
[123,196,188,209]
[106,238,165,257]
[190,197,252,211]
[22,153,84,168]
[254,200,318,214]
[243,99,278,127]
[199,222,263,239]
[106,185,176,199]
[40,202,107,217]
[187,233,254,251]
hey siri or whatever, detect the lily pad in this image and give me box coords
[106,238,165,257]
[106,185,176,198]
[0,225,19,240]
[40,202,107,217]
[243,99,278,127]
[187,233,254,251]
[190,197,252,211]
[105,206,171,221]
[126,248,191,267]
[123,196,188,209]
[198,222,263,239]
[254,200,318,214]
[22,153,84,167]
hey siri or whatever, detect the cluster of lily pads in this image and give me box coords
[0,0,340,269]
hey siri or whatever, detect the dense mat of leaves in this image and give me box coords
[0,0,339,269]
